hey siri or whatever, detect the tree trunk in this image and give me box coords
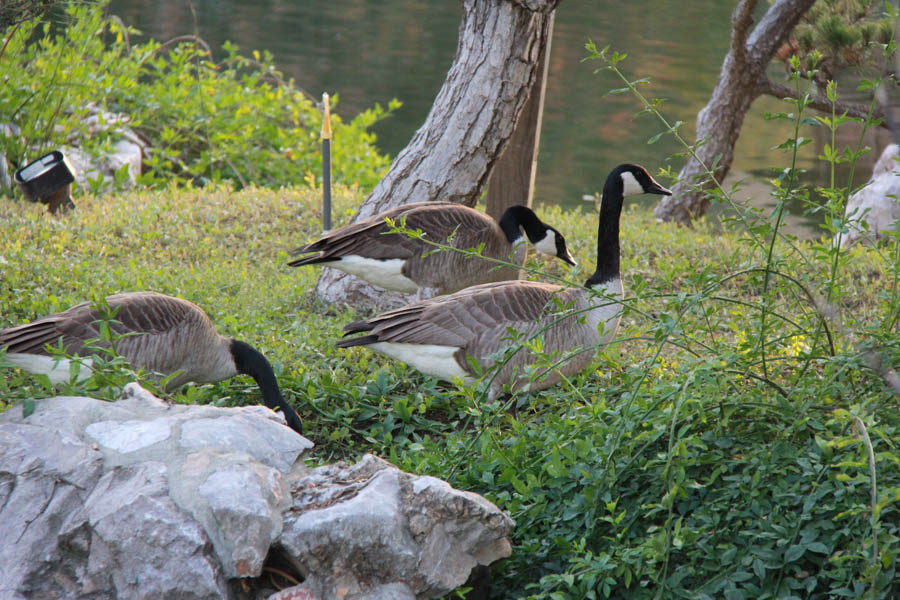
[484,11,554,220]
[653,0,817,224]
[314,0,559,308]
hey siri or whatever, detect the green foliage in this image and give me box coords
[2,164,898,598]
[496,39,900,600]
[1,11,899,600]
[789,0,894,83]
[0,0,393,194]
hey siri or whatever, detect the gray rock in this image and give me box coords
[181,412,308,474]
[60,104,146,193]
[0,424,104,600]
[86,416,178,453]
[838,143,900,247]
[61,462,227,598]
[0,385,513,600]
[281,454,514,600]
[0,384,312,597]
[189,455,290,578]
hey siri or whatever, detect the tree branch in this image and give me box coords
[760,78,886,125]
[730,0,758,66]
[747,0,817,63]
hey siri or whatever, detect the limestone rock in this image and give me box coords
[51,103,146,193]
[280,454,514,600]
[0,384,513,599]
[0,384,312,598]
[838,143,900,247]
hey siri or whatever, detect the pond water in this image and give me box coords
[105,0,891,238]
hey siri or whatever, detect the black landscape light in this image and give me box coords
[14,150,76,214]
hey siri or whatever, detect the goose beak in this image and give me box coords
[647,181,673,196]
[560,248,577,267]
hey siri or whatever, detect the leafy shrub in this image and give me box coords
[0,0,394,194]
[2,9,899,600]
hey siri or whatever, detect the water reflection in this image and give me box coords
[105,0,887,238]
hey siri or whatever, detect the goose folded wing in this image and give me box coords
[341,281,575,349]
[0,293,197,357]
[288,203,447,263]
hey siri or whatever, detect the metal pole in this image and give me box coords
[321,92,333,232]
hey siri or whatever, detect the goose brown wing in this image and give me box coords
[338,281,573,349]
[290,202,436,263]
[290,202,493,264]
[0,292,203,357]
[0,308,91,355]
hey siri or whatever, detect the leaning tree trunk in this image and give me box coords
[654,0,817,224]
[314,0,559,308]
[484,11,554,220]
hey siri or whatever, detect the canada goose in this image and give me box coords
[288,202,576,297]
[335,164,671,398]
[0,291,303,433]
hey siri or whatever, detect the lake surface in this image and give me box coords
[105,0,891,238]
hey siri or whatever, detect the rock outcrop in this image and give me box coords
[0,383,513,600]
[838,143,900,247]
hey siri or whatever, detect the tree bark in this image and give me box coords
[484,11,554,219]
[653,0,818,224]
[314,0,559,308]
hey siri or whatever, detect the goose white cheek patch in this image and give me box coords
[621,171,644,196]
[532,231,558,256]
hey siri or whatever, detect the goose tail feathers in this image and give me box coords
[334,334,380,348]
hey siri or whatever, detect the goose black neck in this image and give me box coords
[587,171,625,288]
[230,339,303,434]
[498,205,544,244]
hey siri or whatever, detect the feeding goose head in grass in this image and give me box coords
[288,202,576,298]
[0,291,304,434]
[335,164,671,399]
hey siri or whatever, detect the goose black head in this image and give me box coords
[531,225,577,267]
[501,205,577,267]
[230,339,303,434]
[617,164,672,198]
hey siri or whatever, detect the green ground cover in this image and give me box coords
[1,182,897,598]
[2,2,899,597]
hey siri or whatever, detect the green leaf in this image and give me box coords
[807,542,829,554]
[784,545,806,562]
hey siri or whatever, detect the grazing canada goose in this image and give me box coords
[288,202,576,297]
[335,164,671,398]
[0,291,303,433]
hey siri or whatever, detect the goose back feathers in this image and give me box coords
[289,202,576,295]
[0,291,303,433]
[336,164,671,398]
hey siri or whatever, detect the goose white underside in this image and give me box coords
[4,353,94,385]
[368,342,473,384]
[331,256,418,293]
[587,277,625,342]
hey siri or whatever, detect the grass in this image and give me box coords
[1,183,898,599]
